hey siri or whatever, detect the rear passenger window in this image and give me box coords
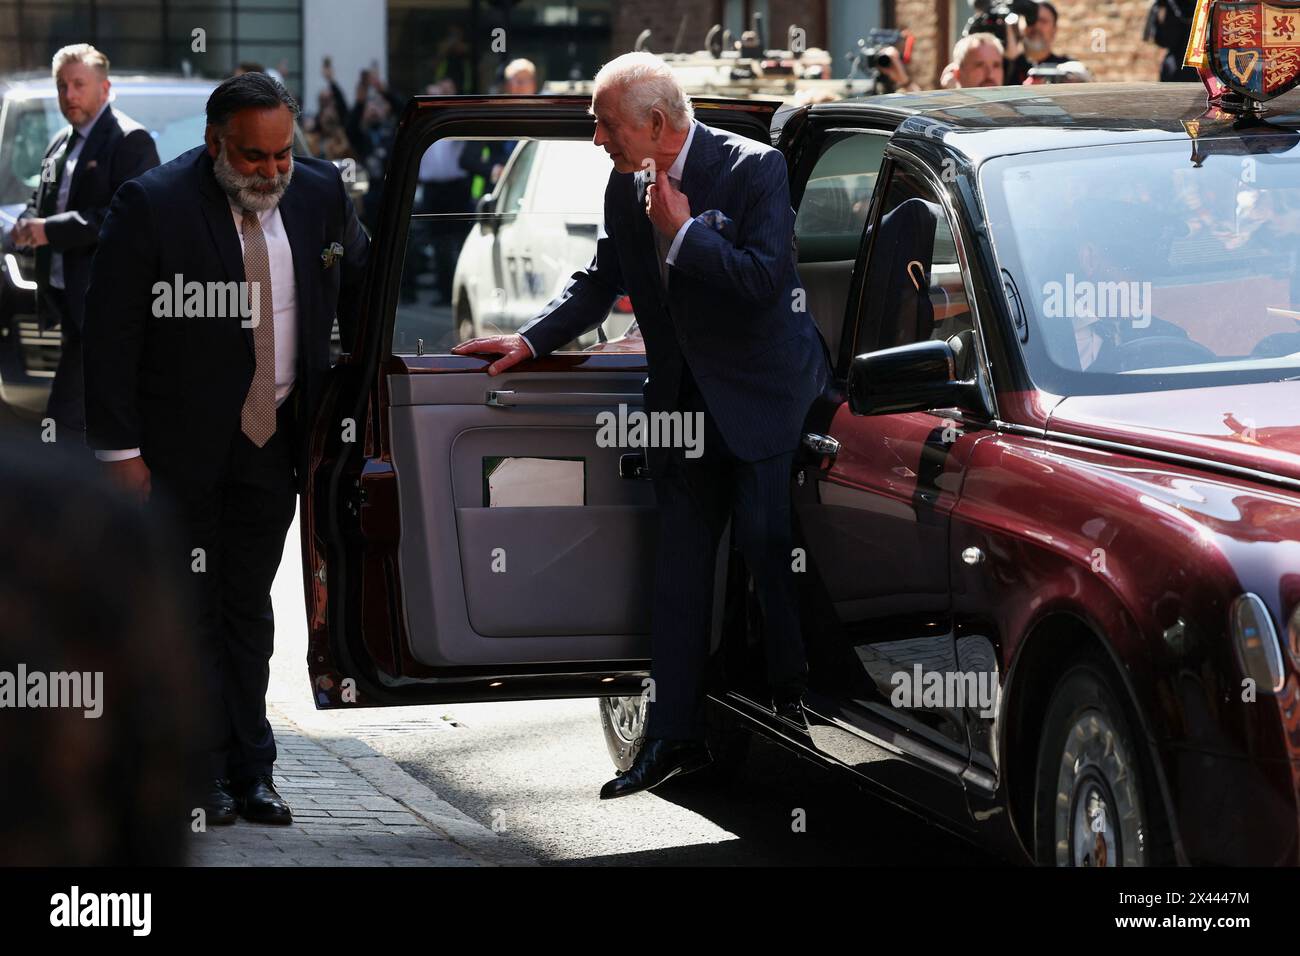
[794,131,889,364]
[795,131,887,261]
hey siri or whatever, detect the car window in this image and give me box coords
[394,136,641,356]
[794,130,889,369]
[982,137,1300,394]
[794,131,887,262]
[0,90,212,206]
[854,160,976,376]
[496,141,535,215]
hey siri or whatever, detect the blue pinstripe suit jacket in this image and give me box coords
[519,121,830,462]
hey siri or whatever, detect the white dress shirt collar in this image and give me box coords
[666,119,696,182]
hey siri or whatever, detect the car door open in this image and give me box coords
[301,94,780,708]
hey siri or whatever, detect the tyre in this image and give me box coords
[597,694,751,785]
[1033,657,1171,866]
[598,693,646,773]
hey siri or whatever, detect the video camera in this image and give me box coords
[846,28,914,94]
[962,0,1039,46]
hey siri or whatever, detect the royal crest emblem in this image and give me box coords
[1210,1,1300,101]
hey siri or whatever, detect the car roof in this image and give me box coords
[808,82,1300,164]
[0,72,216,98]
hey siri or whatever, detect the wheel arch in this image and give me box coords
[1001,610,1188,865]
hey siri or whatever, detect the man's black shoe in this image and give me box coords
[234,774,293,825]
[203,778,239,826]
[599,738,713,799]
[773,695,809,730]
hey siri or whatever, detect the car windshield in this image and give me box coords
[981,136,1300,395]
[0,89,210,206]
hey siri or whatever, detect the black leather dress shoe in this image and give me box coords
[234,774,293,825]
[203,778,239,826]
[599,738,713,799]
[773,695,809,729]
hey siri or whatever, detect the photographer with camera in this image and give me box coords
[848,29,921,94]
[1007,2,1071,84]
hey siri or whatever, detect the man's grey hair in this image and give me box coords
[952,32,1004,66]
[52,44,110,80]
[592,52,693,130]
[504,58,536,80]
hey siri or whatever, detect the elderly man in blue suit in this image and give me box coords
[454,51,829,799]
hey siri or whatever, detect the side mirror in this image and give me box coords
[476,191,499,233]
[847,339,984,417]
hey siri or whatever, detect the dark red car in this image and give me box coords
[298,83,1300,867]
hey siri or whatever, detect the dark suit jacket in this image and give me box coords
[83,146,369,487]
[519,121,829,463]
[21,105,160,331]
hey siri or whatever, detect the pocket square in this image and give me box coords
[321,241,345,269]
[697,209,734,235]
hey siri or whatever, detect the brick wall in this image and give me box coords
[890,0,1172,88]
[1048,1,1167,82]
[894,0,945,91]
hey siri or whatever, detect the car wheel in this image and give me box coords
[1033,658,1167,866]
[599,693,646,773]
[597,693,751,784]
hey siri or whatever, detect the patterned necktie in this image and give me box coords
[652,174,681,288]
[239,208,276,447]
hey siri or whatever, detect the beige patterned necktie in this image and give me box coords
[651,174,681,288]
[239,208,276,447]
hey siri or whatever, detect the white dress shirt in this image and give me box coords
[95,198,299,462]
[519,119,697,358]
[49,100,110,290]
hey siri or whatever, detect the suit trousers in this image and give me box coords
[43,288,86,439]
[643,364,808,741]
[154,393,299,781]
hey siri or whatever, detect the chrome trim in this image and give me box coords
[4,253,37,291]
[802,432,841,457]
[1040,428,1300,495]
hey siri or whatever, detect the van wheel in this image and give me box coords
[1033,659,1169,866]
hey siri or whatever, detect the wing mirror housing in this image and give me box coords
[847,339,986,417]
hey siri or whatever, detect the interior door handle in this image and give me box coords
[485,390,644,408]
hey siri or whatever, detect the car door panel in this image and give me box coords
[305,95,780,708]
[390,367,656,657]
